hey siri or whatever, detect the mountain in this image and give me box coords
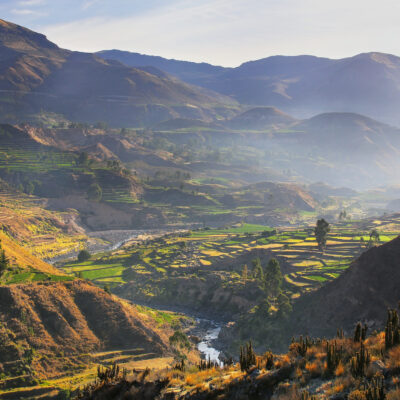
[292,112,400,155]
[100,50,400,125]
[97,49,227,85]
[226,106,296,130]
[271,112,400,188]
[0,19,237,127]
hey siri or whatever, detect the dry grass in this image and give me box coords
[305,360,323,377]
[335,362,345,377]
[388,345,400,368]
[387,387,400,400]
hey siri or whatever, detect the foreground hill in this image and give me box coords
[78,308,400,400]
[0,280,168,377]
[0,19,237,126]
[100,50,400,125]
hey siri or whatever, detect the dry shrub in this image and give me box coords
[388,345,400,368]
[348,390,367,400]
[305,346,318,360]
[294,367,303,379]
[328,375,355,396]
[305,360,322,377]
[335,362,345,377]
[334,382,345,394]
[185,367,219,387]
[387,387,400,400]
[271,383,302,400]
[275,354,291,369]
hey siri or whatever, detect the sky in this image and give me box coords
[1,0,400,67]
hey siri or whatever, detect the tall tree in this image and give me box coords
[314,219,330,251]
[252,257,264,282]
[264,258,282,297]
[0,242,9,275]
[241,264,248,281]
[276,293,292,318]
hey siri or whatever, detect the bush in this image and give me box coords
[77,249,91,262]
[87,183,102,201]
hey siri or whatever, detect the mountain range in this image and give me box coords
[98,50,400,125]
[2,18,400,128]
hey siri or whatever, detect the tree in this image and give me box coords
[87,183,102,202]
[24,181,35,195]
[276,293,292,318]
[77,152,89,166]
[77,249,91,262]
[314,219,330,251]
[169,331,191,351]
[241,264,248,281]
[0,243,9,275]
[256,298,271,318]
[264,258,282,297]
[367,229,380,248]
[252,257,264,282]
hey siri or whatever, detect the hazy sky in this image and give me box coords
[1,0,400,66]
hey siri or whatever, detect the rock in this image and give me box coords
[250,368,261,378]
[368,360,387,376]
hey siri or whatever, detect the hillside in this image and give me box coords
[289,235,400,337]
[0,280,169,380]
[0,19,237,127]
[219,235,400,354]
[75,308,400,400]
[226,106,296,130]
[100,50,400,125]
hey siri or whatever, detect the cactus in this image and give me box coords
[326,341,342,374]
[354,322,368,342]
[264,351,274,370]
[290,335,313,357]
[350,341,370,377]
[366,374,385,400]
[385,308,400,350]
[240,341,256,371]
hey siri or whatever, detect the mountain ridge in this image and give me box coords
[0,19,238,127]
[99,50,400,125]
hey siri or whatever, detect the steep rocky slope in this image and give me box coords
[290,235,400,337]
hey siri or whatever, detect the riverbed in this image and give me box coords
[196,321,223,365]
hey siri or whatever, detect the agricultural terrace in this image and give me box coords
[60,215,400,305]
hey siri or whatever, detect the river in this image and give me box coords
[196,321,223,365]
[46,228,185,264]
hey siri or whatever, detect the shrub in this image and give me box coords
[77,249,91,262]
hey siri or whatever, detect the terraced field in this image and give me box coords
[0,186,93,261]
[60,216,400,306]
